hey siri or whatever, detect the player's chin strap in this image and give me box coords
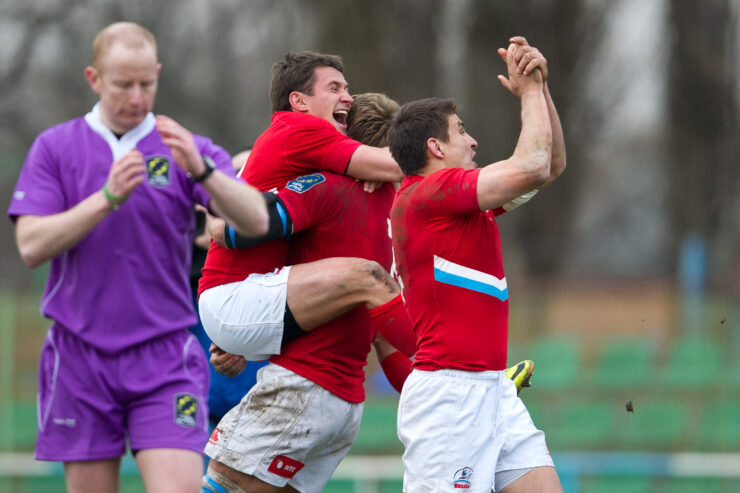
[202,468,246,493]
[502,189,539,212]
[224,192,293,249]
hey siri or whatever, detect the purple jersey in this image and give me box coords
[8,104,234,352]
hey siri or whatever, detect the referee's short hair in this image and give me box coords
[390,98,457,176]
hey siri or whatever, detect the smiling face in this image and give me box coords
[295,66,353,134]
[85,40,161,134]
[439,114,478,169]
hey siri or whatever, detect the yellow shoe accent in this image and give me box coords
[504,359,534,394]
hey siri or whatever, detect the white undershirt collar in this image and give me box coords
[84,103,156,161]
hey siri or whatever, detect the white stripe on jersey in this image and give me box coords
[433,255,508,301]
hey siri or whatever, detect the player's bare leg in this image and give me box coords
[286,256,399,330]
[64,459,120,493]
[205,460,299,493]
[136,448,203,493]
[500,466,563,493]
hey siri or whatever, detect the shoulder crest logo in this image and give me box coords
[286,173,325,193]
[146,155,171,187]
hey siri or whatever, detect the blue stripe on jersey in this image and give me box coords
[433,255,508,301]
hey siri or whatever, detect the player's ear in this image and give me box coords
[427,138,444,159]
[289,91,308,113]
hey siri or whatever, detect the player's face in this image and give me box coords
[302,66,353,134]
[88,42,161,134]
[442,114,478,169]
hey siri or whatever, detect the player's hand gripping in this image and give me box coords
[496,36,545,96]
[103,149,146,205]
[155,114,209,177]
[209,343,247,377]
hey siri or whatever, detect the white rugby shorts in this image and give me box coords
[397,368,554,492]
[205,363,363,492]
[198,267,291,360]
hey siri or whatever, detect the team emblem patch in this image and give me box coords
[267,455,305,478]
[146,156,171,187]
[453,467,473,489]
[174,393,198,427]
[285,173,325,193]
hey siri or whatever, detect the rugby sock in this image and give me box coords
[380,350,413,393]
[202,470,246,493]
[368,295,417,357]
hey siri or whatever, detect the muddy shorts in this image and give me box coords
[204,363,363,493]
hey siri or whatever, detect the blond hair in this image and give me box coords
[92,22,158,70]
[347,93,400,148]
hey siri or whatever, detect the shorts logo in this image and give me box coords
[267,455,305,478]
[208,427,221,445]
[453,467,473,489]
[174,393,198,427]
[286,173,325,193]
[146,156,171,187]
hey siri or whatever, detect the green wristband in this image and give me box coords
[101,184,128,210]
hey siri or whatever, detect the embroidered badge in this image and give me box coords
[174,393,198,427]
[285,173,325,193]
[146,156,171,187]
[453,467,473,489]
[267,455,305,478]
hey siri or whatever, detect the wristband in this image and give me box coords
[102,184,128,210]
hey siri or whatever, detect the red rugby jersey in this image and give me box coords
[390,167,510,372]
[199,112,361,295]
[270,173,395,403]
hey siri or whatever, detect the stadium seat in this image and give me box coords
[545,400,615,449]
[592,337,654,389]
[580,475,652,493]
[655,477,724,493]
[526,336,582,390]
[350,398,403,454]
[699,400,740,452]
[618,400,688,449]
[658,336,721,390]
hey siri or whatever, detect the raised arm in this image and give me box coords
[15,149,146,268]
[508,36,566,187]
[476,39,552,212]
[345,145,403,182]
[156,115,268,237]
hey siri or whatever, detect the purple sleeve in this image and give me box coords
[191,136,236,208]
[8,132,66,222]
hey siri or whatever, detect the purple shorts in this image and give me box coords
[35,325,210,462]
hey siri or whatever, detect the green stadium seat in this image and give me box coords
[592,337,654,389]
[618,400,688,449]
[699,400,740,452]
[545,400,615,449]
[655,477,724,493]
[658,336,721,390]
[580,475,652,493]
[526,336,582,391]
[350,398,403,454]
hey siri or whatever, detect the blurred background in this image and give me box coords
[0,0,738,491]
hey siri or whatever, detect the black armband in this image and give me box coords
[223,192,293,249]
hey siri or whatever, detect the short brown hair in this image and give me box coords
[269,51,344,113]
[390,98,458,175]
[347,93,400,147]
[92,22,158,71]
